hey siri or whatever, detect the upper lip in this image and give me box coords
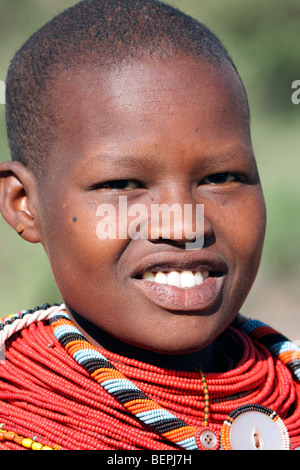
[131,250,228,278]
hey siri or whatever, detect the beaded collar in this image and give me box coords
[1,303,300,450]
[1,303,299,380]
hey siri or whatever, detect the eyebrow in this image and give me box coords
[200,149,255,169]
[85,146,254,172]
[85,153,167,173]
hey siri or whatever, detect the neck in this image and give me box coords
[66,304,215,372]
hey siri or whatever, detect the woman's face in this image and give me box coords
[36,56,266,355]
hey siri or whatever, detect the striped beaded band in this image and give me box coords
[240,319,300,382]
[0,303,60,339]
[220,404,290,450]
[0,304,61,364]
[49,310,200,451]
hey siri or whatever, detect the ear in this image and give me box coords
[0,160,43,244]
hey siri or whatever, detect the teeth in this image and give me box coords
[180,271,195,288]
[142,270,209,288]
[142,272,155,282]
[194,271,204,285]
[166,271,181,287]
[154,272,167,284]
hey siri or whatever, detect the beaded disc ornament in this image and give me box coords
[220,404,290,450]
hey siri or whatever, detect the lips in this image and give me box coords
[130,250,227,312]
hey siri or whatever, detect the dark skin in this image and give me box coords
[0,56,266,370]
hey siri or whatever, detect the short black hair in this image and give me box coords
[5,0,249,178]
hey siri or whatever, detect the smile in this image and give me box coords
[131,251,226,312]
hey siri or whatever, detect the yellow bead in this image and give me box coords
[22,438,34,449]
[41,446,53,450]
[32,442,43,450]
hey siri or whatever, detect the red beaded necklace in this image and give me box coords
[0,305,300,450]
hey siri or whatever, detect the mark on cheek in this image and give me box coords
[73,217,77,223]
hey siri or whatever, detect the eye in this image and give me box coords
[200,173,246,186]
[92,179,144,191]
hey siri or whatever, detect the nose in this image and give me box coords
[146,185,213,248]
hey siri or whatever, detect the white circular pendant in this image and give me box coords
[221,405,290,450]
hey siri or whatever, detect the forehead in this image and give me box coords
[49,56,250,172]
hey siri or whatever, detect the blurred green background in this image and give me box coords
[0,0,299,339]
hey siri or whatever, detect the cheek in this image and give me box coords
[235,195,266,259]
[42,202,126,295]
[216,191,266,279]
